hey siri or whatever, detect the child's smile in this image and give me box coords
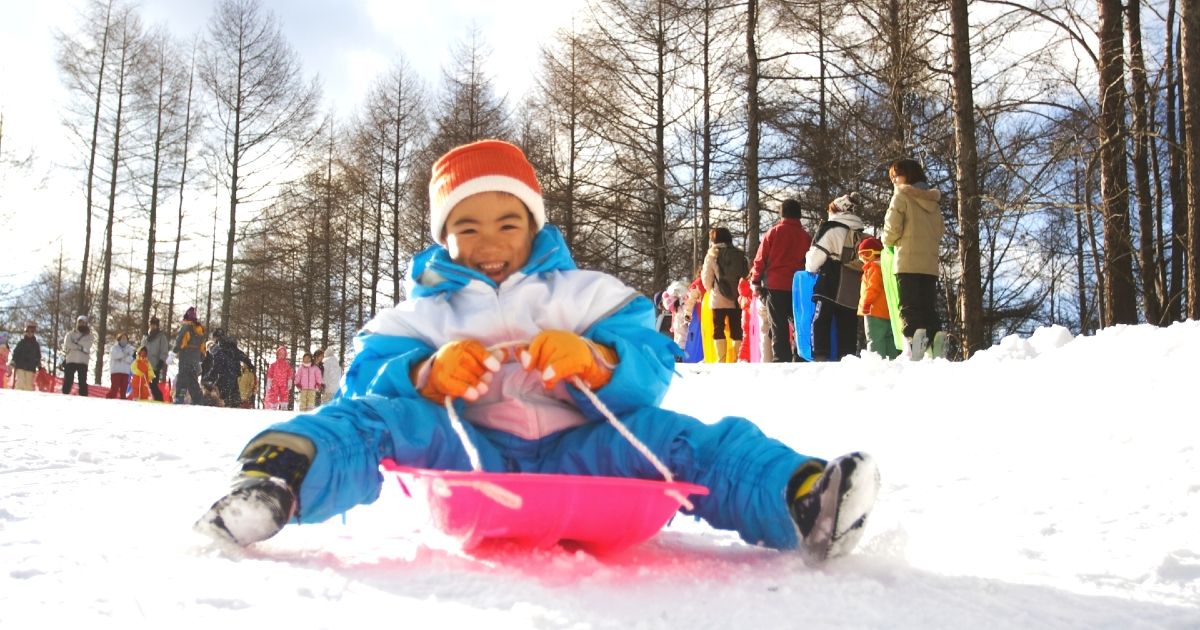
[444,191,535,285]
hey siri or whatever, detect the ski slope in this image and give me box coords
[2,322,1198,628]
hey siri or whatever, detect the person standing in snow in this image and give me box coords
[737,277,754,362]
[806,193,865,362]
[700,227,749,363]
[882,158,945,360]
[264,346,294,411]
[205,329,254,408]
[238,363,258,409]
[62,316,94,396]
[196,139,879,563]
[311,348,327,406]
[0,334,10,388]
[106,333,135,400]
[172,307,207,404]
[11,322,41,391]
[856,237,899,359]
[750,198,812,363]
[661,281,690,351]
[141,316,170,402]
[129,346,157,402]
[293,352,323,412]
[321,350,342,405]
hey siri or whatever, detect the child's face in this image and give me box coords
[303,354,311,364]
[889,167,907,185]
[859,250,878,264]
[444,191,535,285]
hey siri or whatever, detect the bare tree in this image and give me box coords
[168,41,200,326]
[1095,0,1138,325]
[948,0,985,356]
[361,59,428,300]
[200,0,320,328]
[94,5,144,383]
[1125,0,1162,324]
[1184,0,1200,318]
[131,26,187,328]
[745,0,764,259]
[56,0,117,316]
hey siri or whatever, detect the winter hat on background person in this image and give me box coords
[832,192,862,213]
[183,307,197,322]
[76,315,89,325]
[858,236,884,255]
[427,139,545,244]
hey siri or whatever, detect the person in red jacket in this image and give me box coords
[750,199,812,362]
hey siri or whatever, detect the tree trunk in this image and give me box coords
[142,49,167,329]
[322,119,333,349]
[948,0,985,357]
[652,0,670,292]
[169,46,196,325]
[77,0,113,317]
[886,0,906,155]
[1166,0,1186,321]
[1183,0,1200,318]
[95,33,130,385]
[1125,0,1162,324]
[1096,0,1139,325]
[745,0,762,259]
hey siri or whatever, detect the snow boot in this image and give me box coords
[906,329,927,361]
[195,443,312,546]
[788,452,880,564]
[714,339,728,363]
[930,331,947,359]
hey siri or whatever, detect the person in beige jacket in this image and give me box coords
[882,158,945,360]
[701,227,749,362]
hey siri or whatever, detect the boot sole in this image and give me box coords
[800,452,880,565]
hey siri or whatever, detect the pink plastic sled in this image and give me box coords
[380,459,709,554]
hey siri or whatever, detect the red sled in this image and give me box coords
[380,459,708,554]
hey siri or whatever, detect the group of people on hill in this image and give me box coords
[260,346,341,412]
[660,157,946,363]
[1,306,343,410]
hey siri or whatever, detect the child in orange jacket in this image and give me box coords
[130,346,157,401]
[857,237,899,359]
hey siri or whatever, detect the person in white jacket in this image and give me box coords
[805,194,864,361]
[106,334,135,400]
[321,351,342,403]
[62,315,95,396]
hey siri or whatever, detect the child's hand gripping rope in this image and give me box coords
[415,340,502,404]
[519,330,617,390]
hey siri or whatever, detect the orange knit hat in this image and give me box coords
[428,139,545,244]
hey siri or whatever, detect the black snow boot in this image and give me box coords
[195,444,312,546]
[787,452,880,564]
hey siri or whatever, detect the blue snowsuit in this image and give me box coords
[255,226,813,549]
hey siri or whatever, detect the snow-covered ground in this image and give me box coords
[2,323,1198,629]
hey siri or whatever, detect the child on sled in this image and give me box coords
[196,140,879,562]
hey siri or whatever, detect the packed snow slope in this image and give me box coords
[2,323,1198,629]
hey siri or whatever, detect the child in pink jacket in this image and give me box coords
[264,346,294,410]
[294,352,323,412]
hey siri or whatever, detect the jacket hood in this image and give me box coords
[407,224,577,299]
[897,184,941,210]
[827,212,864,230]
[276,346,287,360]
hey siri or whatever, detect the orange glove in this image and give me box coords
[521,330,618,389]
[415,340,501,404]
